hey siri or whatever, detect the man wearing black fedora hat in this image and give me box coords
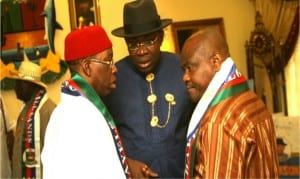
[276,137,289,163]
[103,0,193,178]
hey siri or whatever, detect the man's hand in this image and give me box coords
[127,157,158,178]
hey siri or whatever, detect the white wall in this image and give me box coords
[285,38,300,116]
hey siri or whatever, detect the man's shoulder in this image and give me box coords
[222,90,271,124]
[115,52,180,65]
[41,93,56,107]
[44,98,56,108]
[40,97,56,113]
[161,51,180,60]
[115,55,131,67]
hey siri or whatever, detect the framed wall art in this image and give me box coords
[1,0,47,50]
[171,18,226,54]
[68,0,101,29]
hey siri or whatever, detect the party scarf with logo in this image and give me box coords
[21,89,46,178]
[62,73,132,178]
[184,58,249,178]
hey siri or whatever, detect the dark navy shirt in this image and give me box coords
[104,52,193,178]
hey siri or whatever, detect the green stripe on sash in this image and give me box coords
[72,73,116,127]
[71,73,131,177]
[209,82,249,108]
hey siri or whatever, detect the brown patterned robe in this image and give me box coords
[193,90,279,178]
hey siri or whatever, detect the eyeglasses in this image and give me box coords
[127,36,159,52]
[88,58,114,68]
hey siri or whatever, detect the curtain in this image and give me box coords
[254,0,298,45]
[253,0,299,67]
[250,0,299,116]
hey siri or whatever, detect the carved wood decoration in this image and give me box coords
[245,12,287,114]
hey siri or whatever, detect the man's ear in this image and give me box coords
[81,59,92,76]
[212,53,222,72]
[158,31,164,44]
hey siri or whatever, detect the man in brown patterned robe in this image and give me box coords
[181,28,279,178]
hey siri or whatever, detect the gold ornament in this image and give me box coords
[150,116,159,127]
[165,93,174,102]
[146,73,176,128]
[147,94,157,103]
[146,73,154,82]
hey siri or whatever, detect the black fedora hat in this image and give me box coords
[277,138,287,146]
[112,0,172,38]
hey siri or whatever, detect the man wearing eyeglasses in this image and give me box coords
[41,26,131,178]
[103,0,193,178]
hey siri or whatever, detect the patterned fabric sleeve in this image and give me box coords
[194,91,279,178]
